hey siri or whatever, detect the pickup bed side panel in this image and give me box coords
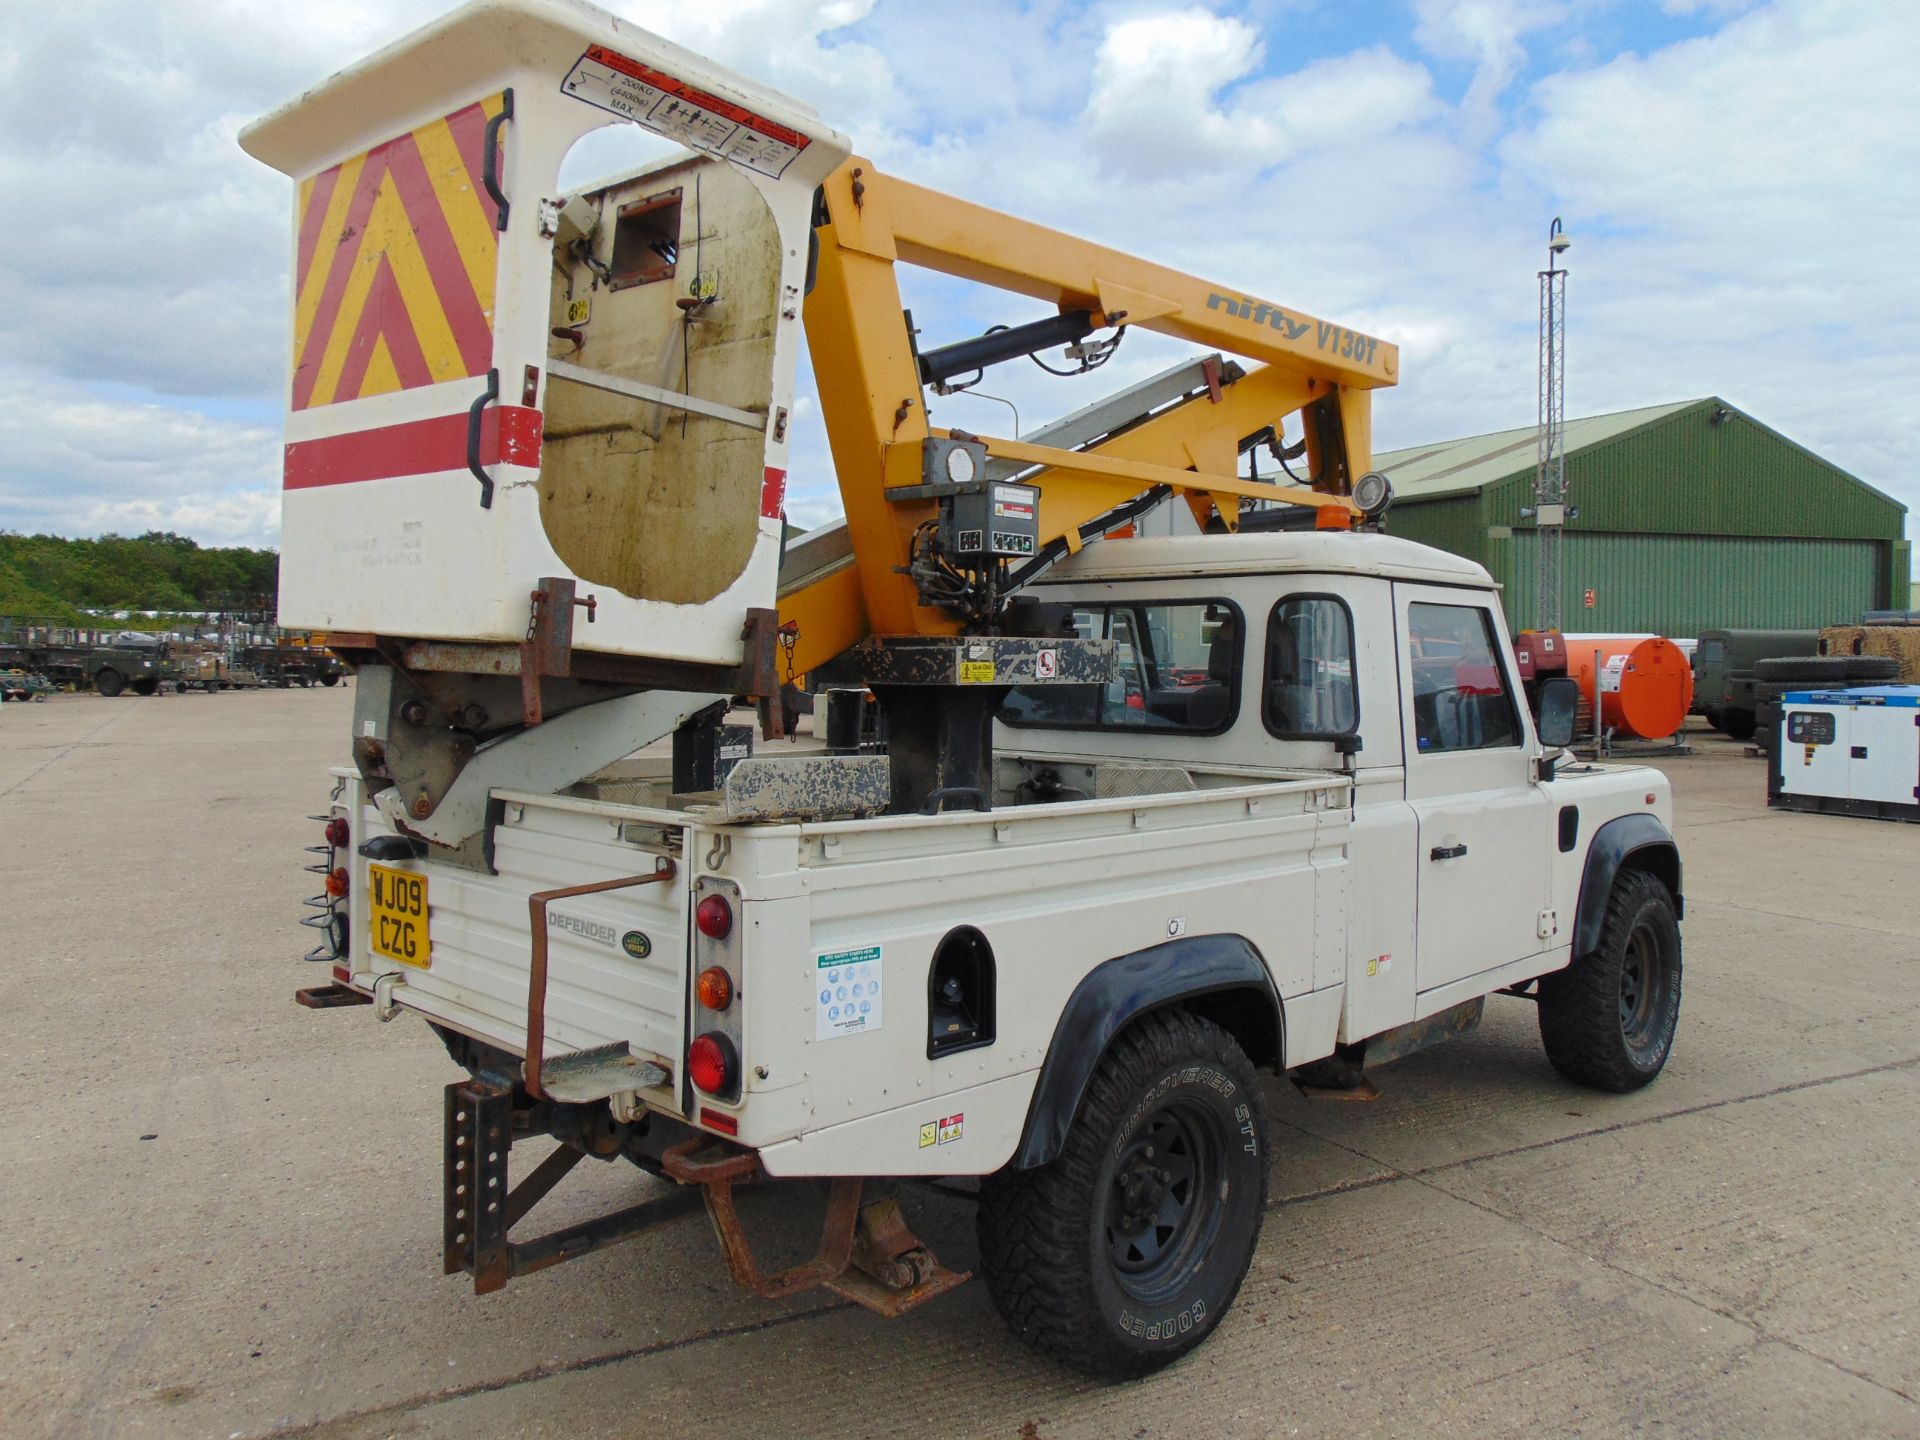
[749,785,1338,1177]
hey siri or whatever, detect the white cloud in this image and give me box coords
[0,1,450,401]
[0,0,1910,567]
[1412,0,1567,135]
[1083,11,1275,176]
[0,370,279,545]
[1079,15,1439,181]
[1500,0,1920,513]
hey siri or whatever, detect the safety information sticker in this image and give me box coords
[918,1113,964,1148]
[561,46,812,178]
[1600,654,1631,693]
[816,944,883,1040]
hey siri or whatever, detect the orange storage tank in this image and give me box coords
[1562,634,1694,740]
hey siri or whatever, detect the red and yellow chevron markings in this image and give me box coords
[292,95,506,411]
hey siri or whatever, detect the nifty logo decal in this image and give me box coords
[1205,292,1382,367]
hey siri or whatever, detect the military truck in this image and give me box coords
[241,642,346,687]
[1692,628,1817,739]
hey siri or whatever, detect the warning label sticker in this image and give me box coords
[816,944,883,1040]
[561,46,812,178]
[1600,654,1630,694]
[918,1114,964,1148]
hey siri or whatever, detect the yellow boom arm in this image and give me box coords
[785,157,1398,672]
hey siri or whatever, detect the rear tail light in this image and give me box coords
[302,806,350,963]
[687,1032,738,1094]
[696,965,734,1011]
[695,894,733,939]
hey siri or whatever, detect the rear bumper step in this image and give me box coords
[443,1080,968,1315]
[444,1079,704,1294]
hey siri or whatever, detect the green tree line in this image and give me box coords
[0,531,277,619]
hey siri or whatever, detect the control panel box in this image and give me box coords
[940,481,1040,562]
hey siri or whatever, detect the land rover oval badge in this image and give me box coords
[621,930,652,959]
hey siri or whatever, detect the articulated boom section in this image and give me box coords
[786,160,1399,671]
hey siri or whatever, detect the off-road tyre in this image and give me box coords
[131,677,159,696]
[976,1009,1268,1379]
[1539,869,1681,1091]
[1720,709,1757,741]
[93,668,124,698]
[319,672,340,687]
[1752,655,1898,684]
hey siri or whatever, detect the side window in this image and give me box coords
[1000,600,1240,734]
[1407,602,1522,753]
[1264,596,1357,738]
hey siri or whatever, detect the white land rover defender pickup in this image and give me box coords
[305,531,1682,1378]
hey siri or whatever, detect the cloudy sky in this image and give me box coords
[0,0,1913,551]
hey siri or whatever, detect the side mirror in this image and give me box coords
[1534,675,1581,749]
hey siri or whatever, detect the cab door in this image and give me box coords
[1395,585,1551,997]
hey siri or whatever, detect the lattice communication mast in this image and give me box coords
[1534,217,1571,631]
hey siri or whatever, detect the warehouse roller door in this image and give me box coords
[1507,532,1882,635]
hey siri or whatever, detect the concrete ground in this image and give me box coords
[1,689,1915,1439]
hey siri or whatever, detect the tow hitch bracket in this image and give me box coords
[661,1140,970,1316]
[443,1079,704,1294]
[441,1083,969,1313]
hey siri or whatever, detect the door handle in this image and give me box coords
[1429,843,1468,861]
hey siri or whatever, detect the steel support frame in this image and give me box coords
[443,1079,707,1295]
[441,1093,970,1315]
[659,1140,970,1316]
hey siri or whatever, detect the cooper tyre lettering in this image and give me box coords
[976,1009,1267,1378]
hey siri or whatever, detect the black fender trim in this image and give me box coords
[1010,935,1282,1171]
[1574,813,1683,957]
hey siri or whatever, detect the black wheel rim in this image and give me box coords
[1618,916,1675,1062]
[1103,1099,1225,1305]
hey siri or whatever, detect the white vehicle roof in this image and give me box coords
[1039,531,1495,588]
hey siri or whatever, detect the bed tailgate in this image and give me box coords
[356,793,691,1105]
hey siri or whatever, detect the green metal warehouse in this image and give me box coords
[1373,397,1910,636]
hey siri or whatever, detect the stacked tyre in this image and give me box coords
[1750,655,1900,751]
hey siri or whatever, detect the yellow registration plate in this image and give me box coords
[368,863,430,969]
